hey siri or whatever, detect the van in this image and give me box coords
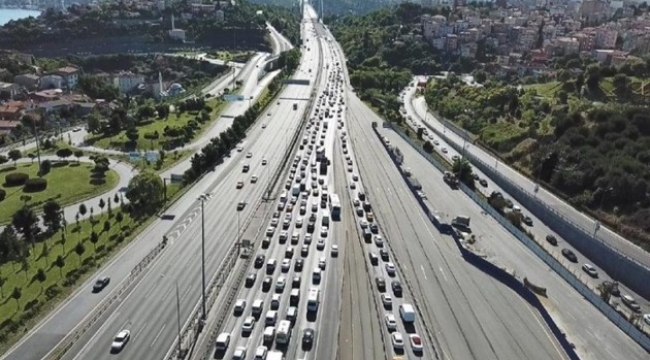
[265,310,278,326]
[399,303,416,323]
[290,288,300,306]
[252,299,264,316]
[363,228,372,242]
[286,306,298,323]
[312,268,322,283]
[215,332,230,351]
[263,326,276,343]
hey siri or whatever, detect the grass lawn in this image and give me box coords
[85,98,226,152]
[0,207,150,353]
[0,162,119,225]
[523,81,562,98]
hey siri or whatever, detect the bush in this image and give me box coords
[24,178,48,192]
[5,172,29,186]
[144,131,160,140]
[0,189,5,201]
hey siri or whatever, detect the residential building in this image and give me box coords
[14,74,40,91]
[0,120,20,135]
[595,27,618,49]
[38,99,72,113]
[169,29,186,41]
[54,66,80,90]
[113,71,145,93]
[39,74,64,90]
[215,9,225,23]
[0,82,20,98]
[0,102,23,120]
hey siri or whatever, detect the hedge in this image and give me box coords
[5,172,29,186]
[24,178,48,192]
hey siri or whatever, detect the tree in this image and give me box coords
[60,232,67,252]
[452,158,475,188]
[0,155,7,165]
[42,200,63,233]
[79,203,87,217]
[89,231,99,251]
[12,206,39,246]
[40,159,51,174]
[74,150,84,162]
[74,242,85,264]
[86,113,101,134]
[103,220,111,235]
[75,212,80,227]
[423,140,434,153]
[115,211,124,227]
[99,198,106,212]
[54,255,65,278]
[597,281,613,303]
[35,268,46,288]
[7,149,21,166]
[11,287,21,306]
[125,171,164,216]
[27,153,35,164]
[114,193,120,204]
[125,126,139,144]
[55,148,73,160]
[107,197,112,216]
[612,73,630,94]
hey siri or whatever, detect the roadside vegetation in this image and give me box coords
[425,57,650,252]
[0,154,118,224]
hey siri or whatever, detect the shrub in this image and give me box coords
[0,189,5,201]
[5,172,29,186]
[24,178,48,192]
[144,131,160,140]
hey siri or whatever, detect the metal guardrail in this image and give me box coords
[386,123,650,353]
[46,239,168,360]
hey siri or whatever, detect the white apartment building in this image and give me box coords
[113,72,145,93]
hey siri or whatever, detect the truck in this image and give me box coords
[451,215,470,230]
[399,303,416,323]
[292,184,301,196]
[443,171,458,187]
[267,351,284,360]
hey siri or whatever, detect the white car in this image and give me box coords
[110,330,130,352]
[317,238,326,250]
[331,244,339,257]
[232,346,247,359]
[242,316,255,334]
[582,263,598,277]
[261,124,266,129]
[644,314,650,326]
[262,158,267,165]
[391,332,404,349]
[296,217,304,228]
[234,299,246,315]
[410,334,423,352]
[320,227,328,237]
[251,175,258,183]
[380,293,392,308]
[441,147,448,153]
[318,257,326,270]
[246,152,253,158]
[254,345,268,360]
[385,262,396,276]
[281,259,291,272]
[385,314,397,331]
[275,277,286,293]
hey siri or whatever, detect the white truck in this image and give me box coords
[267,351,284,360]
[321,209,330,227]
[292,184,301,196]
[399,303,416,323]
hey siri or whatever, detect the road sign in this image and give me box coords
[129,152,140,161]
[224,94,245,102]
[145,151,159,162]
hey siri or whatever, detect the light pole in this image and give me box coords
[197,194,210,322]
[175,281,182,356]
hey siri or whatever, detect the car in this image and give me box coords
[236,181,244,189]
[245,272,257,287]
[110,330,130,353]
[267,112,272,116]
[320,227,328,237]
[275,277,286,292]
[296,217,304,228]
[410,334,423,352]
[546,234,558,246]
[261,124,266,129]
[391,280,403,297]
[281,259,291,272]
[265,226,275,237]
[381,293,393,308]
[391,332,404,349]
[376,277,386,292]
[562,248,578,262]
[301,245,309,257]
[317,238,326,250]
[331,244,339,257]
[369,252,379,265]
[522,215,533,226]
[255,254,265,268]
[441,147,448,153]
[237,201,246,211]
[644,314,650,326]
[479,179,488,187]
[302,328,315,346]
[370,223,379,234]
[242,316,255,334]
[385,314,397,331]
[251,176,258,183]
[292,275,302,288]
[295,258,304,271]
[232,346,247,359]
[304,234,313,245]
[262,158,267,165]
[379,249,389,261]
[385,262,396,276]
[318,257,326,270]
[374,236,384,247]
[271,294,281,309]
[582,263,598,277]
[254,345,268,360]
[93,276,110,292]
[262,276,272,292]
[234,299,247,315]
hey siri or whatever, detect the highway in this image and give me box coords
[0,24,300,360]
[403,80,650,272]
[61,13,322,360]
[377,118,650,359]
[206,11,350,360]
[401,81,650,316]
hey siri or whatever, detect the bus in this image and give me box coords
[307,288,320,312]
[329,193,341,220]
[275,320,292,345]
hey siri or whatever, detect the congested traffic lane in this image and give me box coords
[64,40,321,360]
[346,93,567,360]
[401,80,650,318]
[380,125,649,360]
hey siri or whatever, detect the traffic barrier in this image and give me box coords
[524,277,548,297]
[386,123,650,353]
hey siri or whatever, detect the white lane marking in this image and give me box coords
[421,265,428,280]
[180,284,194,303]
[439,267,448,282]
[150,324,166,347]
[160,288,172,302]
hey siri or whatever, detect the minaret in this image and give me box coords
[171,14,175,30]
[158,71,163,97]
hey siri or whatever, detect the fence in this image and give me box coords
[47,239,168,360]
[384,123,650,353]
[420,112,650,300]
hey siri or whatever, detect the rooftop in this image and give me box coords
[57,66,79,75]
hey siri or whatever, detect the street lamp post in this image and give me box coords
[197,194,210,322]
